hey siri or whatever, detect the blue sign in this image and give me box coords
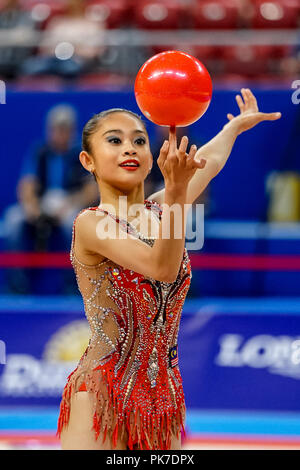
[179,300,300,412]
[0,297,300,412]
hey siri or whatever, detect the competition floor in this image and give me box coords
[0,408,300,449]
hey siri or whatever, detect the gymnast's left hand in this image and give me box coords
[226,88,281,135]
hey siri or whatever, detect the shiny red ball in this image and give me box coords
[134,50,213,127]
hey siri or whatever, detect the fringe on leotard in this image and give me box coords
[57,360,186,450]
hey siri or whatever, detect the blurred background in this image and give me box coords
[0,0,300,450]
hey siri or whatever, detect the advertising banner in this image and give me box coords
[180,307,300,412]
[1,298,300,412]
[0,310,87,406]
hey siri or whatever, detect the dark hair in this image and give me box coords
[82,108,147,183]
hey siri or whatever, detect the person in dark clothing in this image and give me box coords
[0,0,36,80]
[3,104,99,294]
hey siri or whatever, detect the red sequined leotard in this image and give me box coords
[57,199,192,450]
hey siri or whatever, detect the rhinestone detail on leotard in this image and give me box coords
[57,199,192,450]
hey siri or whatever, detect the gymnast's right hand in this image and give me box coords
[157,126,207,192]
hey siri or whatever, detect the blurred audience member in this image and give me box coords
[3,104,99,294]
[21,0,106,78]
[0,0,36,79]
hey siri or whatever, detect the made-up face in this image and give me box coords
[85,112,153,192]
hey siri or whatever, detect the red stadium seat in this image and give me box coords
[221,44,276,60]
[150,45,178,56]
[0,0,11,10]
[250,0,300,29]
[193,45,222,61]
[85,0,130,29]
[213,72,246,86]
[217,72,290,86]
[76,73,130,90]
[191,0,240,29]
[20,0,68,28]
[272,44,293,58]
[221,44,274,76]
[150,45,219,63]
[20,0,130,29]
[133,0,184,30]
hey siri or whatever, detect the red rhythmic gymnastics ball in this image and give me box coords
[134,50,213,127]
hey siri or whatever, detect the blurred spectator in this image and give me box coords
[0,0,36,79]
[2,104,99,294]
[21,0,106,78]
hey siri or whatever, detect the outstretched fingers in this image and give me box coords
[236,93,245,113]
[178,135,189,164]
[235,88,259,114]
[188,143,197,161]
[244,88,258,112]
[157,139,170,167]
[240,88,249,108]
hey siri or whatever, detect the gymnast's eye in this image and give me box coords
[135,137,146,145]
[107,137,121,144]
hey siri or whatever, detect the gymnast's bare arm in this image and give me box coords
[148,88,281,206]
[76,129,205,283]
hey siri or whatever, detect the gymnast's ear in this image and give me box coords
[79,150,95,174]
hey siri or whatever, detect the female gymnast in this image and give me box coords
[57,88,281,450]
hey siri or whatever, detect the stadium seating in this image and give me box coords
[85,0,131,28]
[193,45,222,61]
[191,0,240,29]
[19,0,131,29]
[221,44,275,76]
[272,44,293,58]
[250,0,300,29]
[19,0,68,28]
[133,0,184,29]
[0,0,298,83]
[76,72,131,90]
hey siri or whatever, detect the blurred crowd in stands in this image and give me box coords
[2,103,97,293]
[0,0,299,86]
